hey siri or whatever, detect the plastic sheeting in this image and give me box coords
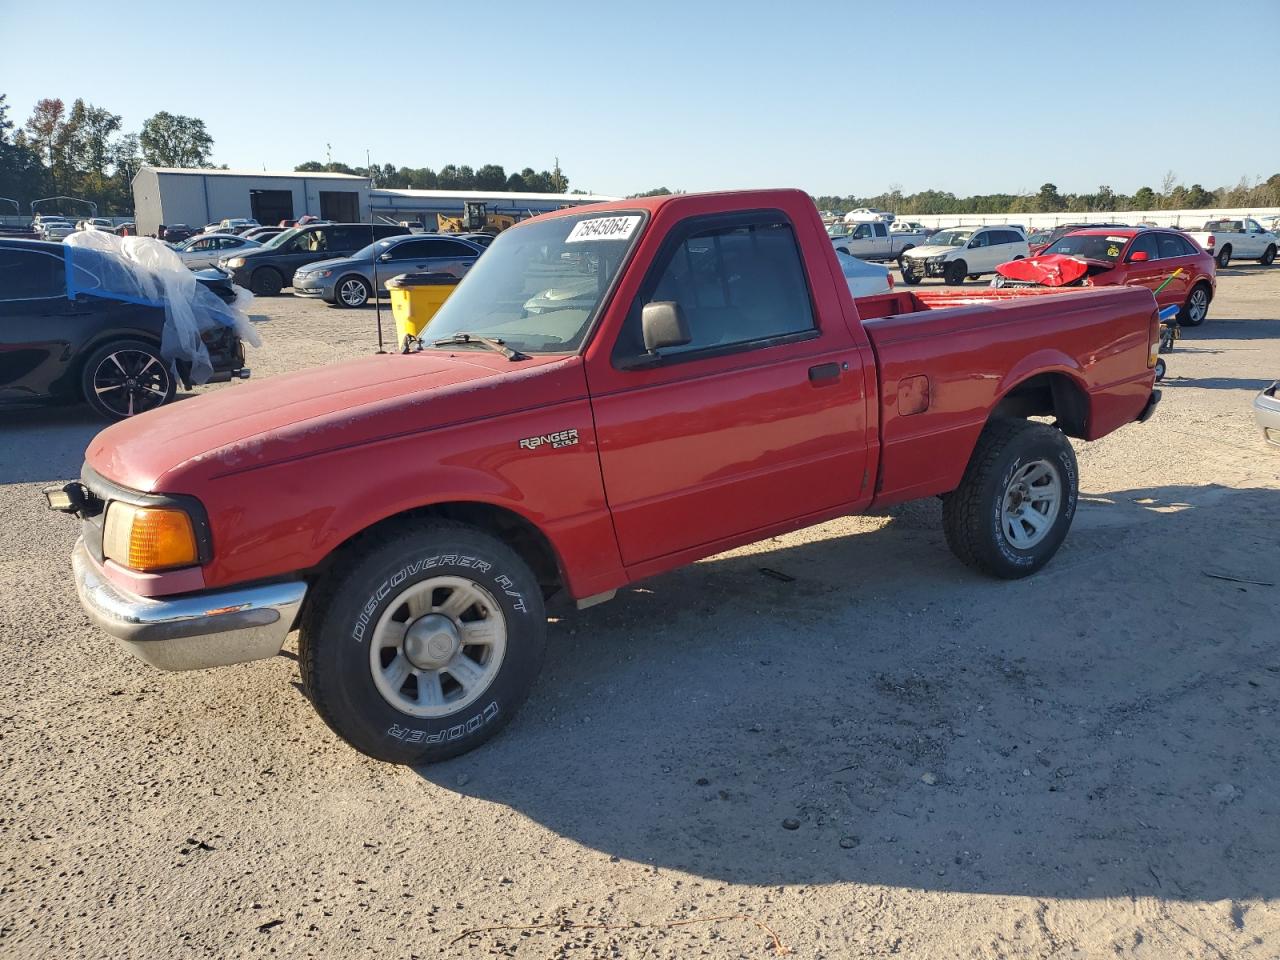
[63,232,260,384]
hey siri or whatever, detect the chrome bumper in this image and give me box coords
[1255,381,1280,448]
[72,540,306,671]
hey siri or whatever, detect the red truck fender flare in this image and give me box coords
[993,352,1092,437]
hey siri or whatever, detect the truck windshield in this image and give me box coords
[825,223,851,238]
[423,211,643,354]
[1043,234,1129,262]
[929,230,973,247]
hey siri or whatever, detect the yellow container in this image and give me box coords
[386,273,461,348]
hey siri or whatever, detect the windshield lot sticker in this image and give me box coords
[565,216,641,243]
[1106,236,1129,243]
[520,428,580,451]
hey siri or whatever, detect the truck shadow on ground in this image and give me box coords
[418,484,1279,901]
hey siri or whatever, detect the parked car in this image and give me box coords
[114,222,137,237]
[79,218,115,233]
[994,227,1217,326]
[1026,223,1131,256]
[54,189,1162,764]
[218,218,260,234]
[220,222,410,296]
[293,233,482,307]
[454,232,495,248]
[827,219,927,264]
[843,207,894,223]
[159,224,197,243]
[0,239,248,419]
[835,250,893,297]
[1185,218,1278,268]
[242,226,286,243]
[37,218,75,241]
[174,233,262,270]
[1255,381,1279,449]
[901,225,1030,285]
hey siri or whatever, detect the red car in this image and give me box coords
[54,189,1161,764]
[995,227,1216,326]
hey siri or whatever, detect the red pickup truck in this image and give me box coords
[52,189,1162,764]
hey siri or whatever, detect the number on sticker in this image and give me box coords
[565,215,641,243]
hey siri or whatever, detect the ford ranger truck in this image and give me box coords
[49,189,1162,765]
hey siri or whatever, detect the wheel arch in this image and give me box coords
[307,499,567,608]
[991,367,1091,439]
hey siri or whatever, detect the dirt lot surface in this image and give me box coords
[3,269,1278,959]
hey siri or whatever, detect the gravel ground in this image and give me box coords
[2,268,1278,959]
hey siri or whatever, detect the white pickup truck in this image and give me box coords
[1185,218,1278,267]
[826,219,927,264]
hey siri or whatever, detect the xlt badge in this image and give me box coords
[519,429,580,451]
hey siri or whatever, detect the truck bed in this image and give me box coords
[853,285,1159,507]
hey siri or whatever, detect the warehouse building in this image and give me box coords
[132,166,617,237]
[131,167,371,236]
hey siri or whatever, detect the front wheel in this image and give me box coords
[1261,244,1276,266]
[300,522,546,764]
[901,261,922,285]
[80,339,176,420]
[942,419,1078,579]
[1181,283,1211,327]
[334,275,371,308]
[944,261,967,285]
[250,268,284,296]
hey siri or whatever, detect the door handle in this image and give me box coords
[808,362,841,383]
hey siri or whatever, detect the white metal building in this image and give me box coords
[131,168,619,236]
[131,167,372,235]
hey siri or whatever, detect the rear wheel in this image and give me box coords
[944,261,967,285]
[1181,282,1211,327]
[1215,245,1231,269]
[942,419,1078,579]
[1261,244,1276,266]
[300,522,547,764]
[334,275,371,308]
[250,268,284,296]
[81,339,175,420]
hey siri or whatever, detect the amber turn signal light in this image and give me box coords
[103,504,199,572]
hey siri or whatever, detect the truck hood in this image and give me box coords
[86,351,579,493]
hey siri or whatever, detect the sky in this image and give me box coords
[2,0,1278,199]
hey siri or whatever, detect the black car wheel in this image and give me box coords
[335,275,371,308]
[250,268,284,296]
[81,339,175,420]
[944,261,968,285]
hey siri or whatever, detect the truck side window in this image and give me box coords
[617,218,816,361]
[852,223,872,239]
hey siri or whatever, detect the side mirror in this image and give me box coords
[378,252,393,262]
[641,301,692,353]
[1129,251,1150,262]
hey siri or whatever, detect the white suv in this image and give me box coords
[902,226,1029,285]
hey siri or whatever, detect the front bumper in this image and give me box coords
[904,258,948,278]
[1255,381,1280,448]
[72,540,307,671]
[291,276,334,300]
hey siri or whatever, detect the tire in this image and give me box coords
[1181,282,1211,327]
[896,246,914,270]
[901,261,922,285]
[1154,358,1166,382]
[250,268,284,296]
[1215,245,1231,269]
[1261,244,1276,266]
[836,247,850,256]
[967,274,981,281]
[80,339,176,420]
[334,275,371,308]
[942,419,1078,579]
[944,260,967,286]
[300,521,547,764]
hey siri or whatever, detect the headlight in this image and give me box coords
[928,255,947,265]
[103,503,198,571]
[226,257,246,269]
[314,269,332,279]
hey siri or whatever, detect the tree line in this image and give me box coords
[0,94,214,215]
[294,156,571,194]
[814,175,1280,218]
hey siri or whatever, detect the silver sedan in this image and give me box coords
[1255,381,1280,449]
